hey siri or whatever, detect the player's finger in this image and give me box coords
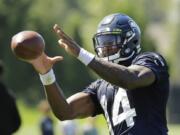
[58,39,65,48]
[53,24,64,38]
[50,56,64,64]
[53,24,72,41]
[53,24,60,34]
[53,24,62,39]
[58,39,69,49]
[53,24,61,32]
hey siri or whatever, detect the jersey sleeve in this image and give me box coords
[132,52,169,84]
[83,79,103,116]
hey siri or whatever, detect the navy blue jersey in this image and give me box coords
[83,52,169,135]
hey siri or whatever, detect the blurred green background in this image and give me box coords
[0,0,180,134]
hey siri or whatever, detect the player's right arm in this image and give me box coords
[28,53,96,121]
[45,83,96,120]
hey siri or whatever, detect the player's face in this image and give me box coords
[93,34,121,58]
[96,45,120,57]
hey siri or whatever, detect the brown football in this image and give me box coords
[11,31,45,60]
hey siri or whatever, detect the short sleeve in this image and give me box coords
[132,52,169,84]
[83,79,103,116]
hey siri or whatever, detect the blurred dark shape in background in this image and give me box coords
[38,100,54,135]
[0,60,21,134]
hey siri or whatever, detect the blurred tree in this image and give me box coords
[0,0,38,104]
[0,0,157,104]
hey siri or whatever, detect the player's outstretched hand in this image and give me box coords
[28,52,63,74]
[53,24,81,57]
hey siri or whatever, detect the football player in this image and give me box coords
[29,13,169,135]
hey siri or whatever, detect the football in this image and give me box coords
[11,31,45,60]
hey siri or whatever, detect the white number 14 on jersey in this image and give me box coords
[112,88,136,127]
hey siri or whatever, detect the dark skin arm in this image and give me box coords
[89,57,155,90]
[27,53,96,121]
[45,83,95,120]
[53,24,155,90]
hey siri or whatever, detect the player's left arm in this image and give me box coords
[53,24,155,90]
[88,58,155,90]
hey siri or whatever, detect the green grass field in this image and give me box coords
[14,101,180,135]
